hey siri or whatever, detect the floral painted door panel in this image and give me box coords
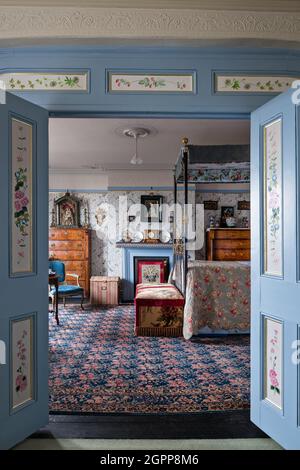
[11,118,33,275]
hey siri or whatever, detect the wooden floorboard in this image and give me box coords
[31,410,267,440]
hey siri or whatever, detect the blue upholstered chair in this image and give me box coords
[49,260,84,310]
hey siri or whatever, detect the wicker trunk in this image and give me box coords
[90,276,120,305]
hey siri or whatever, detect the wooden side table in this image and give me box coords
[49,274,59,325]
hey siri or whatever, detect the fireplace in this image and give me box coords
[116,242,173,302]
[134,257,169,291]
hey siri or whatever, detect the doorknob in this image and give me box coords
[0,340,6,365]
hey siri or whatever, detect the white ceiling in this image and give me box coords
[49,118,250,172]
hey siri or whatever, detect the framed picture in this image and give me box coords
[54,191,81,227]
[238,200,250,210]
[204,200,218,210]
[11,314,35,411]
[221,206,234,227]
[141,195,163,223]
[134,257,169,287]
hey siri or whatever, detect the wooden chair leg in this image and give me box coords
[81,292,84,310]
[63,297,66,307]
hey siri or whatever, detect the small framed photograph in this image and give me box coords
[221,206,234,227]
[141,195,163,223]
[204,200,218,210]
[238,200,250,210]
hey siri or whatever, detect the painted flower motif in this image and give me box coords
[269,369,279,388]
[269,329,280,395]
[20,196,29,207]
[15,190,25,199]
[15,200,22,211]
[16,374,27,393]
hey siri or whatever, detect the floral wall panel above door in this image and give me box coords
[11,118,34,275]
[0,72,89,91]
[215,74,299,93]
[263,118,283,277]
[108,72,195,93]
[11,315,34,411]
[264,316,283,410]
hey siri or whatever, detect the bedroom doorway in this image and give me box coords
[48,116,252,417]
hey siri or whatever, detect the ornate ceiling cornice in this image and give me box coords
[0,7,299,42]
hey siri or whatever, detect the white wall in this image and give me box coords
[49,170,173,191]
[49,172,108,191]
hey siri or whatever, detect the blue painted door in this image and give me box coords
[251,88,300,449]
[0,92,48,449]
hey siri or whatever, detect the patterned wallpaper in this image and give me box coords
[49,189,249,274]
[49,190,176,277]
[195,191,250,259]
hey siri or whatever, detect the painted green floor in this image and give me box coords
[14,438,282,451]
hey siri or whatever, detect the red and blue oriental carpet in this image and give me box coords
[49,305,250,413]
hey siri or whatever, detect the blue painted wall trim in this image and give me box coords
[1,45,300,116]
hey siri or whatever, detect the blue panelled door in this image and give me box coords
[251,88,300,449]
[0,92,48,449]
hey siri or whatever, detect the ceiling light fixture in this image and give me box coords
[123,127,150,165]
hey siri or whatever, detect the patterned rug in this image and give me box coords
[49,305,250,413]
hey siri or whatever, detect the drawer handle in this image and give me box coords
[50,243,56,248]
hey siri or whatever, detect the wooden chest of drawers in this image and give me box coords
[206,228,250,261]
[49,228,91,297]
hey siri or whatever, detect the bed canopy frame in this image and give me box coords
[172,138,250,295]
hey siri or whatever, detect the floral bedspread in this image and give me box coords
[183,261,250,339]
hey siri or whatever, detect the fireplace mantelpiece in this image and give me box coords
[116,242,172,248]
[118,243,173,302]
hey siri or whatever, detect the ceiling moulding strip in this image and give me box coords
[49,186,196,192]
[49,168,107,174]
[2,2,300,13]
[0,7,299,42]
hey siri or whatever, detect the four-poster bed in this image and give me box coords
[172,138,251,339]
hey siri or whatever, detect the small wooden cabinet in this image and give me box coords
[49,228,91,297]
[206,228,250,261]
